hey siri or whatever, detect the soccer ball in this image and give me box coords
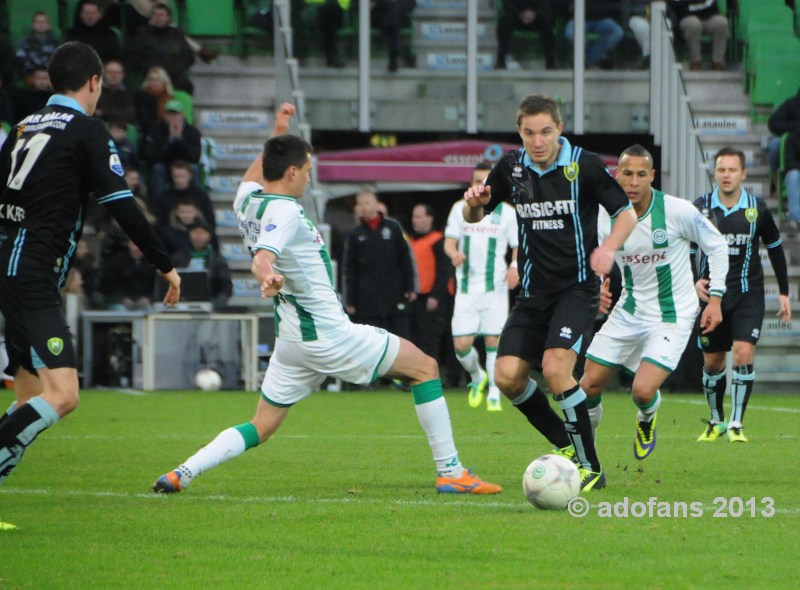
[195,368,222,391]
[522,453,580,510]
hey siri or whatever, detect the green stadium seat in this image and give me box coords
[183,0,236,36]
[749,55,800,121]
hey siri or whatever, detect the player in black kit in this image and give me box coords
[0,42,180,493]
[463,94,637,491]
[693,147,791,443]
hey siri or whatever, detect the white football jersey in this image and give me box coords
[598,189,728,322]
[445,201,518,295]
[235,182,346,342]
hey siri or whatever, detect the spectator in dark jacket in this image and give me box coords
[16,12,59,78]
[95,59,140,128]
[171,219,232,310]
[66,0,123,64]
[668,0,728,70]
[564,0,624,69]
[151,160,216,241]
[9,67,52,121]
[127,2,196,93]
[495,0,556,70]
[99,239,157,311]
[343,189,416,340]
[767,87,800,175]
[142,99,202,195]
[782,131,800,231]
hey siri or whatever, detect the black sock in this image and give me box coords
[512,380,570,448]
[554,385,601,472]
[731,364,754,425]
[702,368,726,423]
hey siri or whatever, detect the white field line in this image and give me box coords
[0,487,797,515]
[669,398,800,413]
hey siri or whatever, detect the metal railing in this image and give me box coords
[650,1,710,198]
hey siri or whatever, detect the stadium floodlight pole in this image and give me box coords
[573,0,585,134]
[466,0,478,134]
[358,0,371,132]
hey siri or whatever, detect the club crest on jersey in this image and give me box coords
[745,208,758,223]
[47,337,64,356]
[651,229,668,245]
[109,154,124,177]
[563,162,579,182]
[17,124,25,138]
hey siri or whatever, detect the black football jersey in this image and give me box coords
[485,138,630,297]
[693,189,783,295]
[0,95,171,287]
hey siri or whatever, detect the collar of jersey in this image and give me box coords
[636,188,658,221]
[711,187,749,216]
[520,137,572,177]
[46,95,86,115]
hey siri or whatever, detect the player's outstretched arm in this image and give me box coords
[159,268,181,305]
[242,102,296,185]
[462,184,491,223]
[591,207,637,276]
[252,249,284,298]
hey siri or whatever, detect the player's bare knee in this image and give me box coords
[415,354,439,382]
[579,375,603,398]
[494,371,523,398]
[630,384,655,406]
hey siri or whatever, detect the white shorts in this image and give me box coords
[262,322,401,406]
[585,309,696,374]
[451,290,509,338]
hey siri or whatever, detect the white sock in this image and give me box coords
[636,390,662,423]
[486,348,497,388]
[456,347,483,385]
[181,424,258,486]
[487,385,501,403]
[411,381,462,477]
[588,402,603,440]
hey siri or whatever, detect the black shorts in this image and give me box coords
[498,284,599,370]
[0,275,77,374]
[698,290,765,353]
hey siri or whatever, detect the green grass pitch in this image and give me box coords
[0,387,797,589]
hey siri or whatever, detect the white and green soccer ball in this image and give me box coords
[522,453,580,510]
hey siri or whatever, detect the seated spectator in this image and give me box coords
[95,59,141,129]
[783,131,800,233]
[142,99,202,196]
[495,0,556,71]
[292,0,347,68]
[98,239,157,311]
[135,66,171,133]
[66,0,123,64]
[767,87,800,179]
[105,0,220,62]
[151,160,215,235]
[108,120,138,171]
[10,67,53,120]
[62,235,99,307]
[564,1,624,69]
[15,12,59,79]
[157,198,209,255]
[372,0,416,72]
[668,0,728,70]
[171,219,232,310]
[127,2,196,93]
[0,78,13,130]
[623,0,652,69]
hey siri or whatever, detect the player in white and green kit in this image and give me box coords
[579,145,729,460]
[153,104,501,495]
[444,163,518,411]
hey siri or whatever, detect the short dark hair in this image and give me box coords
[473,161,493,173]
[413,202,434,217]
[714,147,746,170]
[619,144,654,166]
[262,135,313,181]
[153,2,172,17]
[517,94,562,127]
[48,42,103,93]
